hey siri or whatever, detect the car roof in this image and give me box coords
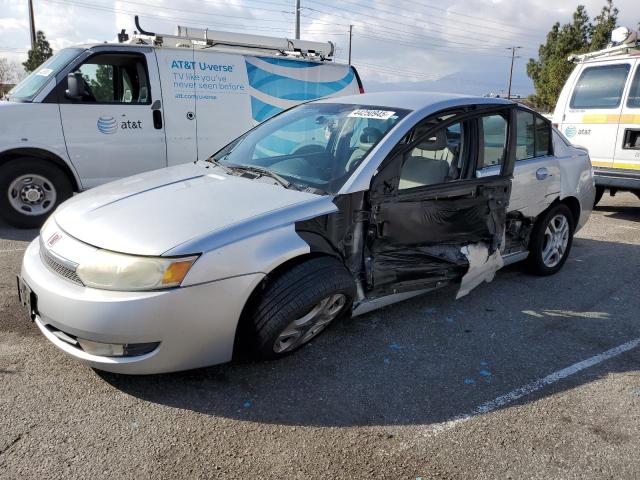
[315,91,515,111]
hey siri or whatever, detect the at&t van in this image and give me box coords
[0,17,363,227]
[553,26,640,205]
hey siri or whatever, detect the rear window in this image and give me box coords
[570,64,630,109]
[628,68,640,108]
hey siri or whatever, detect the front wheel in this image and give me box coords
[0,158,73,229]
[246,256,356,360]
[526,204,575,276]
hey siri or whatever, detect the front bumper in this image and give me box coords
[21,239,264,374]
[594,167,640,192]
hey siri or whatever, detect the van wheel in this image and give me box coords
[0,158,73,229]
[593,186,605,207]
[526,204,575,276]
[247,257,356,360]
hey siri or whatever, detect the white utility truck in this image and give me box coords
[553,26,640,205]
[0,17,363,227]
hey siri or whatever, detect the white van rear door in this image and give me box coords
[192,51,253,159]
[612,60,640,171]
[154,48,198,166]
[560,60,633,168]
[59,50,167,187]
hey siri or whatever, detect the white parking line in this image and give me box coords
[425,337,640,436]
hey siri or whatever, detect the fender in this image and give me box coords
[0,145,83,191]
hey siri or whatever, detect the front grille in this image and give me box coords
[40,247,84,286]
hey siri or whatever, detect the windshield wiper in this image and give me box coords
[227,164,301,191]
[206,157,235,175]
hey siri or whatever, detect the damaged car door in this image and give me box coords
[365,108,514,299]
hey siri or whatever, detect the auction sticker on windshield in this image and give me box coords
[348,109,396,120]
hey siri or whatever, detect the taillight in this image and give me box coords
[552,123,559,129]
[359,85,365,94]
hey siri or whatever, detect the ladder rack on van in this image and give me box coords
[569,27,640,63]
[126,15,334,61]
[569,43,640,63]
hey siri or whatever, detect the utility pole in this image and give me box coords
[28,0,36,50]
[295,0,301,40]
[348,25,353,65]
[506,46,522,100]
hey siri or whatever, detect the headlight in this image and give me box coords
[76,250,198,291]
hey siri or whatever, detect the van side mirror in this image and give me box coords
[65,72,85,101]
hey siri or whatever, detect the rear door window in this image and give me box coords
[478,114,507,169]
[570,64,630,109]
[515,111,535,160]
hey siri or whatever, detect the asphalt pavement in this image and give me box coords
[1,192,639,479]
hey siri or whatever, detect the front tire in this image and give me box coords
[526,203,575,276]
[246,256,356,360]
[0,158,73,229]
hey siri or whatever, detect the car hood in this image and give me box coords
[54,163,325,256]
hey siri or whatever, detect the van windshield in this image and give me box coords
[210,103,408,194]
[7,48,84,102]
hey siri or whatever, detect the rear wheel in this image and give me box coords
[526,203,575,276]
[246,256,356,360]
[0,158,73,229]
[593,186,605,207]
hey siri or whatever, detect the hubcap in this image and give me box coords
[541,213,570,268]
[7,174,57,216]
[273,293,347,353]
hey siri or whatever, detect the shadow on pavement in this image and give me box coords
[0,218,39,242]
[99,237,640,428]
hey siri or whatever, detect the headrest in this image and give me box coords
[360,127,383,145]
[416,129,447,151]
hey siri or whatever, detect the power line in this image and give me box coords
[41,0,297,30]
[353,60,441,80]
[303,0,537,51]
[304,9,534,54]
[354,32,515,59]
[325,0,540,43]
[376,0,543,39]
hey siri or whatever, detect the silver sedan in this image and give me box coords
[18,92,595,374]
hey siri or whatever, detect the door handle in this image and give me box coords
[152,110,163,129]
[536,167,549,180]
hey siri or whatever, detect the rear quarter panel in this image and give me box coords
[553,130,595,231]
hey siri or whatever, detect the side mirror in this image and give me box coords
[65,72,84,101]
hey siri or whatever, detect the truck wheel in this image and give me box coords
[526,203,575,276]
[246,256,356,360]
[593,186,605,207]
[0,158,73,229]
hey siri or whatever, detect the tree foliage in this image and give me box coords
[0,58,25,84]
[527,0,619,111]
[22,30,53,73]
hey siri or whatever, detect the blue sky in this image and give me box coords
[1,0,638,96]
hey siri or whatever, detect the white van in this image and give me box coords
[553,27,640,205]
[0,18,363,227]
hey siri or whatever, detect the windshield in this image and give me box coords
[210,103,408,194]
[7,48,84,101]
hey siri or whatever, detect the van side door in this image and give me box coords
[56,49,167,188]
[613,60,640,171]
[365,107,513,298]
[560,61,632,168]
[154,48,198,166]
